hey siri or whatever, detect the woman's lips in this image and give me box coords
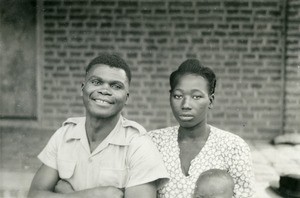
[179,114,194,121]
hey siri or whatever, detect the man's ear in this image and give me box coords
[125,93,129,105]
[80,82,85,96]
[208,94,215,109]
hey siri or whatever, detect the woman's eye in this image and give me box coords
[174,95,182,99]
[193,95,201,99]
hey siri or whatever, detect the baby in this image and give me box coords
[193,169,234,198]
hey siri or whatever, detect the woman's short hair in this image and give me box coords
[85,53,131,83]
[169,59,217,95]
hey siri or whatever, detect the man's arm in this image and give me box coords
[54,180,75,194]
[125,181,157,198]
[28,164,124,198]
[28,164,61,198]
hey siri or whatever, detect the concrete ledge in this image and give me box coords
[0,171,34,198]
[0,171,34,190]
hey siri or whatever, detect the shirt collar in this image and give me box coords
[105,115,147,146]
[64,117,87,142]
[64,116,130,146]
[107,116,129,146]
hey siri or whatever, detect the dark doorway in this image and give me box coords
[0,0,37,119]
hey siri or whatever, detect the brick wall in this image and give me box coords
[11,0,300,140]
[285,0,300,134]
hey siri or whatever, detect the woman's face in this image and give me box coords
[170,74,214,128]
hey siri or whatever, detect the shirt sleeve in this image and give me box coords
[147,130,160,149]
[126,134,170,188]
[227,138,255,198]
[37,127,65,170]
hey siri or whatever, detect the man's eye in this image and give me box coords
[91,80,101,85]
[111,84,122,89]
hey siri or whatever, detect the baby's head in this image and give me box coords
[193,169,234,198]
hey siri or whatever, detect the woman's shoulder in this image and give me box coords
[209,125,249,148]
[147,126,179,145]
[148,126,178,136]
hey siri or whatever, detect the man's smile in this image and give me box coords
[92,98,113,105]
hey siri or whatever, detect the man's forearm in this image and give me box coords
[54,180,75,194]
[125,182,157,198]
[28,186,123,198]
[28,189,67,198]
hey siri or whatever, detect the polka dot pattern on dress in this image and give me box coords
[149,125,254,198]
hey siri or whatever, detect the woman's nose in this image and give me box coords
[182,97,191,109]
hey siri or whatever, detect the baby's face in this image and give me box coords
[193,178,233,198]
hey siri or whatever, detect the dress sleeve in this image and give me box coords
[126,135,169,188]
[227,138,255,198]
[37,127,64,170]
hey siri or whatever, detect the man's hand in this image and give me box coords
[54,180,124,198]
[55,182,124,198]
[94,186,124,198]
[54,180,74,194]
[28,164,124,198]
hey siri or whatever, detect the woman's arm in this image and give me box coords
[228,139,255,198]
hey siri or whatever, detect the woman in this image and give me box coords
[149,59,254,198]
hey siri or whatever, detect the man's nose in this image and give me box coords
[98,84,111,95]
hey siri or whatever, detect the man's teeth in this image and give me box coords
[95,99,109,104]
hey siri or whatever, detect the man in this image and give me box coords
[28,53,169,198]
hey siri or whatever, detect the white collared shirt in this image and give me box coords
[38,116,169,191]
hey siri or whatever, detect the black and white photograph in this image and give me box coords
[0,0,300,197]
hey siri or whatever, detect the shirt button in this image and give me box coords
[88,158,93,163]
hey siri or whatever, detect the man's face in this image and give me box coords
[82,64,129,119]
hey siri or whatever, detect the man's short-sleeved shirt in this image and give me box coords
[38,116,169,191]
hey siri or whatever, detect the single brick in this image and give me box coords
[169,1,193,7]
[44,15,66,20]
[224,2,248,7]
[70,15,88,20]
[252,2,278,8]
[118,1,138,7]
[64,1,88,6]
[196,2,220,7]
[141,1,165,7]
[70,8,83,14]
[91,1,115,6]
[100,8,113,14]
[44,0,61,6]
[188,23,214,29]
